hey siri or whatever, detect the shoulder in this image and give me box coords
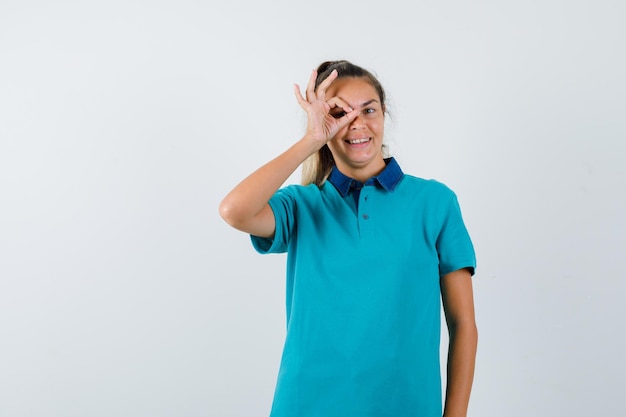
[397,174,457,199]
[275,183,323,199]
[270,183,328,208]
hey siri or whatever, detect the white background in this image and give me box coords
[1,1,624,416]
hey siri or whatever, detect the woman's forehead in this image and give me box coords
[326,78,379,103]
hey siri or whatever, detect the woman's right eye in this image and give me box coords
[331,111,346,119]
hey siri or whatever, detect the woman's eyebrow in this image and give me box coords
[335,97,380,109]
[359,99,379,108]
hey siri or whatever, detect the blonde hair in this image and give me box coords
[300,60,388,187]
[301,145,335,186]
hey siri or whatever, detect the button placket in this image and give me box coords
[361,193,370,220]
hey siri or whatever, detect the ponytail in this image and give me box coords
[301,145,334,186]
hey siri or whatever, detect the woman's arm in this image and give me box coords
[218,138,320,238]
[441,268,478,417]
[218,69,358,238]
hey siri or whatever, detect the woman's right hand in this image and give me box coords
[294,69,360,148]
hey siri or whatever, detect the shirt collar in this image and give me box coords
[328,157,404,197]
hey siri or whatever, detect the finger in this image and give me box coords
[315,69,338,100]
[294,83,308,108]
[305,70,317,102]
[344,107,360,121]
[335,107,360,129]
[326,97,354,119]
[327,96,353,112]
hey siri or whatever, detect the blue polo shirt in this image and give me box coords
[251,157,476,417]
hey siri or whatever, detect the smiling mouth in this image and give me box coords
[345,138,371,144]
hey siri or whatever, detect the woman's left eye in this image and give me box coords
[363,108,375,115]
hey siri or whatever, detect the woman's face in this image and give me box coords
[325,77,386,180]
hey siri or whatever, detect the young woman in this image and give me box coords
[219,60,477,417]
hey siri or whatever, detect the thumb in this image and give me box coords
[335,107,360,129]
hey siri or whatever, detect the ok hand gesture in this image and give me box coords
[294,69,359,149]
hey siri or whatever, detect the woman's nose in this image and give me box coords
[350,113,365,129]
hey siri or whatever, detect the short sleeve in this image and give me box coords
[436,193,476,277]
[250,186,297,254]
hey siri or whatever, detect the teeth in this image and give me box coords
[348,138,370,144]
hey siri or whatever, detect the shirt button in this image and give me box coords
[362,214,369,220]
